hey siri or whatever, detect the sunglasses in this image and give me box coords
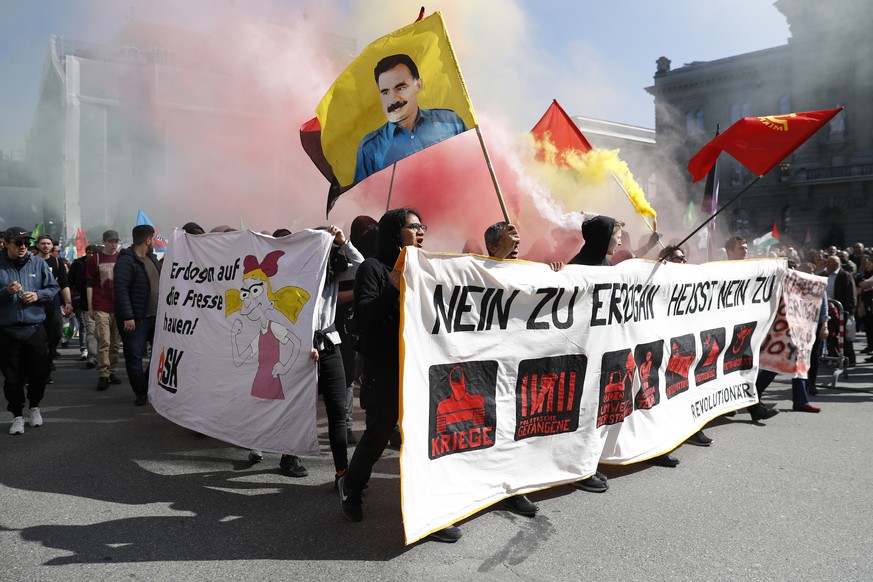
[9,240,29,247]
[671,255,687,263]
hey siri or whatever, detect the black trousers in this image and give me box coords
[0,325,50,417]
[344,372,399,491]
[317,347,348,473]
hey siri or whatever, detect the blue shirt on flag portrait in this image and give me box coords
[354,108,466,183]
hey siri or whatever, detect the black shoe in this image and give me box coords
[505,494,538,517]
[46,375,54,385]
[428,525,462,543]
[60,341,69,349]
[748,403,779,422]
[646,453,680,468]
[338,475,362,522]
[388,425,402,448]
[96,377,109,391]
[134,395,148,406]
[571,471,608,492]
[346,428,357,445]
[279,454,308,478]
[85,359,97,369]
[687,430,713,446]
[109,374,122,385]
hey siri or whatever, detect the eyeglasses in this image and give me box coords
[10,240,29,247]
[671,255,687,263]
[404,223,428,233]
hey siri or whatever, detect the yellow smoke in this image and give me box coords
[532,135,657,221]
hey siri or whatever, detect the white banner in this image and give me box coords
[760,269,827,376]
[399,251,784,543]
[149,229,331,455]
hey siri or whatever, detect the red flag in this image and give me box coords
[530,99,593,166]
[74,228,89,257]
[687,108,843,182]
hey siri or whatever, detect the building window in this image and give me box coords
[696,110,705,133]
[686,112,695,135]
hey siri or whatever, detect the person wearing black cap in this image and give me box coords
[0,226,60,435]
[86,229,123,391]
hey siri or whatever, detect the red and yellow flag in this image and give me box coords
[530,99,593,165]
[687,108,843,182]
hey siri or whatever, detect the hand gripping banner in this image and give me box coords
[398,250,785,543]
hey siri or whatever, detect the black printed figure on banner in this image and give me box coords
[596,349,635,428]
[633,340,664,410]
[694,327,725,386]
[666,334,695,399]
[428,361,497,460]
[514,354,587,440]
[723,321,757,374]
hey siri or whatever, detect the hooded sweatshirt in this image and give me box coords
[569,215,616,266]
[0,252,60,327]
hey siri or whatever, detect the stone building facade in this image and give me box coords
[646,0,873,248]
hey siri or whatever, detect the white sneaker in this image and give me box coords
[9,416,25,435]
[29,408,43,427]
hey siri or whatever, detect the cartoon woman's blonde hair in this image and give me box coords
[225,250,310,323]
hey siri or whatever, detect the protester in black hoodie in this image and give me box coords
[571,214,681,469]
[569,215,624,266]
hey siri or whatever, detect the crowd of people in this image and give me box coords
[2,215,871,543]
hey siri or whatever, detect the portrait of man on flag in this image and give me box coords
[316,12,478,188]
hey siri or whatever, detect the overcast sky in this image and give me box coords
[0,0,791,154]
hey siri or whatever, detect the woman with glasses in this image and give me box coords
[337,208,462,542]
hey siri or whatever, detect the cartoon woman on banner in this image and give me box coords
[225,250,310,400]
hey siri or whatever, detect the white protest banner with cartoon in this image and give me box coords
[149,229,331,455]
[759,269,827,376]
[398,250,784,543]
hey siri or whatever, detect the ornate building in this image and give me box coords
[646,0,872,247]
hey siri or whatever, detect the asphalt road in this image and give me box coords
[2,341,872,581]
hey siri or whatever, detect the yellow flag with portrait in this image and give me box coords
[316,12,478,188]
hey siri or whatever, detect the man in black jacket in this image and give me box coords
[114,225,161,406]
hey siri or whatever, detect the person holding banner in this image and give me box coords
[658,245,715,444]
[281,225,362,483]
[571,215,681,468]
[338,208,462,542]
[354,54,466,183]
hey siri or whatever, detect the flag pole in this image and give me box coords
[608,172,664,249]
[673,176,762,252]
[475,126,511,223]
[386,163,397,213]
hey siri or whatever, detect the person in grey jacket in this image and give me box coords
[0,226,60,434]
